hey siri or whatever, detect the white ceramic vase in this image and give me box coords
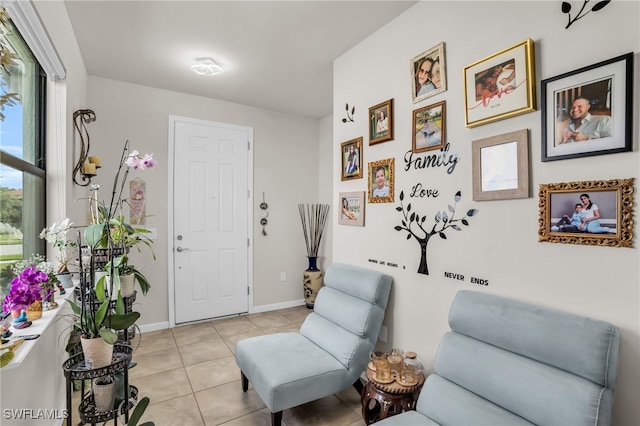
[93,377,115,412]
[56,273,74,289]
[119,273,135,298]
[80,336,114,369]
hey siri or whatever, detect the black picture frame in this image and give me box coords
[541,52,633,162]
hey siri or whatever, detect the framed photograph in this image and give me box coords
[338,191,365,226]
[341,137,363,181]
[412,101,446,153]
[463,38,536,128]
[411,42,446,103]
[538,178,634,247]
[472,129,529,201]
[541,52,633,162]
[369,99,393,145]
[368,158,394,203]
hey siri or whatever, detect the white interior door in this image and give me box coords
[171,117,251,324]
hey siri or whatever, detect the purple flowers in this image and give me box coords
[3,266,47,312]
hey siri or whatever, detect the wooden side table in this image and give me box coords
[361,367,425,424]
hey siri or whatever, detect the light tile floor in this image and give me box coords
[73,306,367,426]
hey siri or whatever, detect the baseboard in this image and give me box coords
[138,321,170,333]
[250,299,306,313]
[138,301,306,333]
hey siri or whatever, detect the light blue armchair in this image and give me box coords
[376,290,621,426]
[235,263,392,426]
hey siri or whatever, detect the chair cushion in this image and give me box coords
[324,262,392,307]
[449,290,620,390]
[434,332,610,425]
[417,375,533,426]
[235,332,358,413]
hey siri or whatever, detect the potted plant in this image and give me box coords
[90,214,154,299]
[8,254,59,312]
[67,141,155,368]
[84,143,156,300]
[3,265,46,326]
[40,218,78,288]
[93,375,116,412]
[68,293,140,368]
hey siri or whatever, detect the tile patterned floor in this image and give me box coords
[75,306,367,425]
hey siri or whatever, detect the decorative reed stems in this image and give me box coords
[298,203,330,257]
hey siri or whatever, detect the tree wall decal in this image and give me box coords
[394,190,479,275]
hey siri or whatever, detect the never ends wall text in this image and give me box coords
[444,271,489,286]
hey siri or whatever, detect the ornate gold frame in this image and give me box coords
[368,158,394,204]
[538,178,634,247]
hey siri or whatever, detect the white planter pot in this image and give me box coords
[93,377,115,412]
[56,273,74,289]
[119,274,135,298]
[80,336,114,369]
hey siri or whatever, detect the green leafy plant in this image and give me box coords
[68,295,140,344]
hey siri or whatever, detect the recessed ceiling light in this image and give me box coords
[191,57,223,76]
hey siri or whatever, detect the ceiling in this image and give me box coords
[63,1,418,119]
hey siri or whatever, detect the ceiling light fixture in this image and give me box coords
[191,57,223,76]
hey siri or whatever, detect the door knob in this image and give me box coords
[176,246,189,252]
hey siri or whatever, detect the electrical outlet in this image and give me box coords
[378,325,388,342]
[280,272,286,281]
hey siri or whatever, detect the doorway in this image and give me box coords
[168,115,253,325]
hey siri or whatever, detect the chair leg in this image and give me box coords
[241,371,249,392]
[353,378,364,396]
[271,411,282,426]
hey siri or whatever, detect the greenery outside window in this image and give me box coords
[0,10,46,297]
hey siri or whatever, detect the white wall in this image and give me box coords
[85,76,321,326]
[333,2,639,425]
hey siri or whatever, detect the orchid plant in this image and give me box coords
[3,266,47,313]
[39,218,78,273]
[10,254,58,290]
[69,140,155,344]
[84,141,156,298]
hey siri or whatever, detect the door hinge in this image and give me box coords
[247,286,250,295]
[247,189,250,199]
[247,238,250,247]
[247,141,251,150]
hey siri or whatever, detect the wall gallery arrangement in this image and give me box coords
[338,36,635,275]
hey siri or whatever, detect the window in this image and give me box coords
[0,9,46,296]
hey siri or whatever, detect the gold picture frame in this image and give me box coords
[340,137,363,181]
[368,158,394,203]
[472,129,529,201]
[463,38,536,128]
[338,191,365,226]
[538,178,634,247]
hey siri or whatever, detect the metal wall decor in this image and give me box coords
[259,192,269,236]
[342,103,355,123]
[72,109,99,186]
